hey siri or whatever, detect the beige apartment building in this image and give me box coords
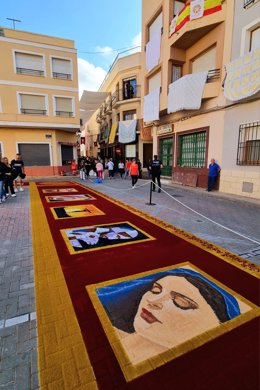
[0,27,80,176]
[82,52,153,167]
[141,0,260,198]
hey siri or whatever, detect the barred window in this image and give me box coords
[237,121,260,166]
[178,131,206,168]
[243,0,256,8]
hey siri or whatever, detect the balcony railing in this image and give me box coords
[244,0,255,8]
[55,111,74,117]
[16,67,44,76]
[21,108,47,115]
[112,85,141,106]
[52,72,72,80]
[206,69,221,83]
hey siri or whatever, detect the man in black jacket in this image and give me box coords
[150,155,163,193]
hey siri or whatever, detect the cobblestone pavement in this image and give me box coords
[0,190,38,390]
[0,177,259,389]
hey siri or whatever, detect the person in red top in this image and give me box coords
[124,159,132,179]
[71,160,77,176]
[129,159,139,189]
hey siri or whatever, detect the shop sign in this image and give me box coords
[116,148,121,154]
[157,124,173,135]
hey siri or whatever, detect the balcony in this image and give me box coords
[112,85,141,107]
[203,69,221,99]
[52,72,72,80]
[20,108,47,115]
[169,1,225,49]
[16,67,44,76]
[55,111,74,117]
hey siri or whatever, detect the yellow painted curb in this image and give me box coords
[30,183,98,390]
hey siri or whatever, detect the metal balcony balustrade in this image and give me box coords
[16,67,44,76]
[55,111,74,117]
[244,0,255,8]
[52,72,72,80]
[20,108,47,115]
[112,85,141,106]
[206,68,221,82]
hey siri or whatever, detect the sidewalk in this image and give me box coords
[0,177,259,389]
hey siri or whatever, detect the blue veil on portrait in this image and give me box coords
[96,268,241,333]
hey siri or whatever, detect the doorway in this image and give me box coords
[159,137,173,176]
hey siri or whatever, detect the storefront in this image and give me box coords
[157,124,174,177]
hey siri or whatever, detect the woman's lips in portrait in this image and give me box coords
[141,308,162,324]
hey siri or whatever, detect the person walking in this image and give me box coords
[129,159,139,189]
[118,160,125,178]
[11,153,25,192]
[137,159,142,179]
[207,158,220,192]
[150,155,163,193]
[85,157,92,178]
[124,159,131,179]
[106,158,114,179]
[79,158,86,180]
[96,160,104,181]
[2,157,16,197]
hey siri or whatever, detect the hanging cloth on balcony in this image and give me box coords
[118,120,137,144]
[146,27,161,72]
[167,71,208,113]
[224,48,260,102]
[190,0,204,20]
[109,122,118,144]
[143,87,160,122]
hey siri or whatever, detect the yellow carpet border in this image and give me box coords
[86,261,260,382]
[30,183,98,390]
[77,182,260,278]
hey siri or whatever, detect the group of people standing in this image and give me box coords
[0,153,25,204]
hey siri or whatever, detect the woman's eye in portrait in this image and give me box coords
[150,282,163,295]
[170,291,199,310]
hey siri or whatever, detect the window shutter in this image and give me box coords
[55,97,72,112]
[148,71,161,93]
[15,52,44,71]
[20,94,45,110]
[52,58,71,74]
[192,46,216,73]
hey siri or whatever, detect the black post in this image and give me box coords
[146,181,156,206]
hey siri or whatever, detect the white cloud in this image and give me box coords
[95,45,114,57]
[77,58,107,98]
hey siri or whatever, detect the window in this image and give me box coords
[61,145,74,165]
[19,93,47,115]
[123,78,137,99]
[237,122,260,166]
[172,64,182,82]
[149,12,163,39]
[51,57,72,80]
[148,71,161,93]
[250,27,260,51]
[192,46,217,73]
[54,96,74,117]
[15,52,44,76]
[18,144,50,166]
[178,131,206,168]
[123,110,136,121]
[173,0,186,17]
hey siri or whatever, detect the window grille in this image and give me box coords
[237,121,260,166]
[178,131,206,168]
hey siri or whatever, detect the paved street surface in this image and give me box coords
[0,176,259,389]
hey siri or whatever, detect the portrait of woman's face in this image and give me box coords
[134,276,220,348]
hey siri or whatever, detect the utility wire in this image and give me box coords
[79,45,141,54]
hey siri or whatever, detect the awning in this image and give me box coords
[224,48,260,101]
[109,122,118,144]
[80,90,109,124]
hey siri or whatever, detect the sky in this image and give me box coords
[1,0,142,97]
